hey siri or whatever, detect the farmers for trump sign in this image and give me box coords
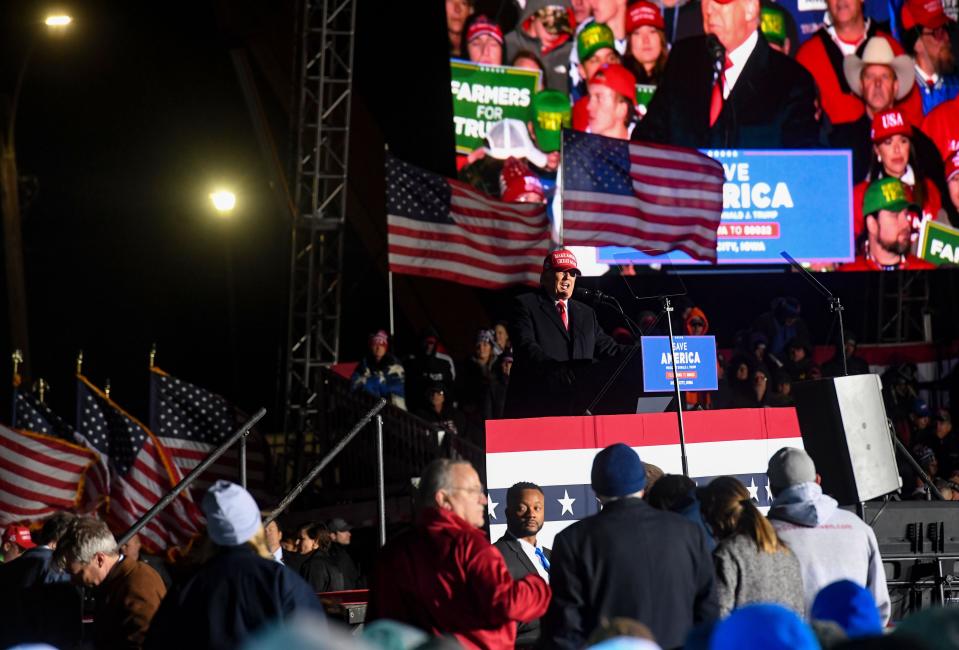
[450,59,542,154]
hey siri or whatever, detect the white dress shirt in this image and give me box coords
[516,536,550,583]
[723,30,759,99]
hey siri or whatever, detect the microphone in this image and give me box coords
[705,34,726,81]
[574,287,615,303]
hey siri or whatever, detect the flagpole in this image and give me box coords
[10,349,22,425]
[388,271,395,339]
[385,143,395,338]
[118,407,267,546]
[555,130,565,249]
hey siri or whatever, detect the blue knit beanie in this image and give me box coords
[709,604,819,650]
[811,580,882,639]
[591,443,646,498]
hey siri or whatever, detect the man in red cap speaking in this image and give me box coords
[505,249,632,418]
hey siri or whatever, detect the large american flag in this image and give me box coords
[386,155,550,288]
[76,375,203,552]
[0,424,99,525]
[561,130,724,262]
[13,388,109,511]
[149,367,270,499]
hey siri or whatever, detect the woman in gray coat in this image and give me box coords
[699,476,805,617]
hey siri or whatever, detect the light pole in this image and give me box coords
[210,189,239,390]
[1,13,73,381]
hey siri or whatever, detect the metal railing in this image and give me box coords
[275,368,458,500]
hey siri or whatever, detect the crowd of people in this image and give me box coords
[0,448,954,649]
[0,484,366,650]
[447,0,959,270]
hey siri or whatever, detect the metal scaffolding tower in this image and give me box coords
[876,271,931,343]
[282,0,357,486]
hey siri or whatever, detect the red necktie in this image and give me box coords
[709,56,733,127]
[926,79,936,90]
[557,301,568,330]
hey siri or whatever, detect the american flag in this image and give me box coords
[76,375,203,552]
[386,155,550,289]
[13,388,110,511]
[0,424,99,525]
[561,130,724,262]
[149,367,270,499]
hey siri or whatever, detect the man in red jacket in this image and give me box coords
[368,459,550,650]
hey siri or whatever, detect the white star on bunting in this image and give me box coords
[558,489,576,516]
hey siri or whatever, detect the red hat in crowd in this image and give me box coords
[870,108,911,143]
[946,150,959,182]
[589,64,637,105]
[626,1,665,32]
[500,157,546,203]
[544,249,581,276]
[3,524,36,550]
[369,330,389,346]
[901,0,952,30]
[466,16,504,44]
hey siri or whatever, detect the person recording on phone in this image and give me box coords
[505,249,633,419]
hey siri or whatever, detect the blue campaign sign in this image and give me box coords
[596,149,854,266]
[641,336,719,393]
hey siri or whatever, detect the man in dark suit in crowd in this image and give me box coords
[636,0,818,148]
[542,444,718,650]
[494,482,551,649]
[506,249,631,418]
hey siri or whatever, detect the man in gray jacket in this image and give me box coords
[766,447,890,624]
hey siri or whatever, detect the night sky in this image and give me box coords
[2,1,291,423]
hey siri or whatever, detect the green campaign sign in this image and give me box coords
[450,59,542,154]
[919,220,959,266]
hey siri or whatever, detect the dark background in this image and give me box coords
[1,0,956,434]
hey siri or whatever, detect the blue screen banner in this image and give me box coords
[641,336,719,393]
[596,149,854,266]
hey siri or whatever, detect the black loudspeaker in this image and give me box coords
[792,374,901,505]
[847,502,959,618]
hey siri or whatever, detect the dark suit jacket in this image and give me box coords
[637,33,819,149]
[541,498,718,650]
[494,533,551,647]
[505,290,630,419]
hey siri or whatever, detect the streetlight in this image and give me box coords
[208,187,240,388]
[44,14,73,27]
[1,12,73,381]
[210,189,237,215]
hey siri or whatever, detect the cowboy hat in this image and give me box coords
[843,37,915,101]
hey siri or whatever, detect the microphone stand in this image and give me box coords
[664,296,690,477]
[582,294,641,416]
[779,251,848,376]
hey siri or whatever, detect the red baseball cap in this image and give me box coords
[870,108,912,142]
[901,0,951,30]
[466,16,504,44]
[626,1,665,32]
[544,249,581,275]
[589,63,637,105]
[946,150,959,182]
[3,524,36,550]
